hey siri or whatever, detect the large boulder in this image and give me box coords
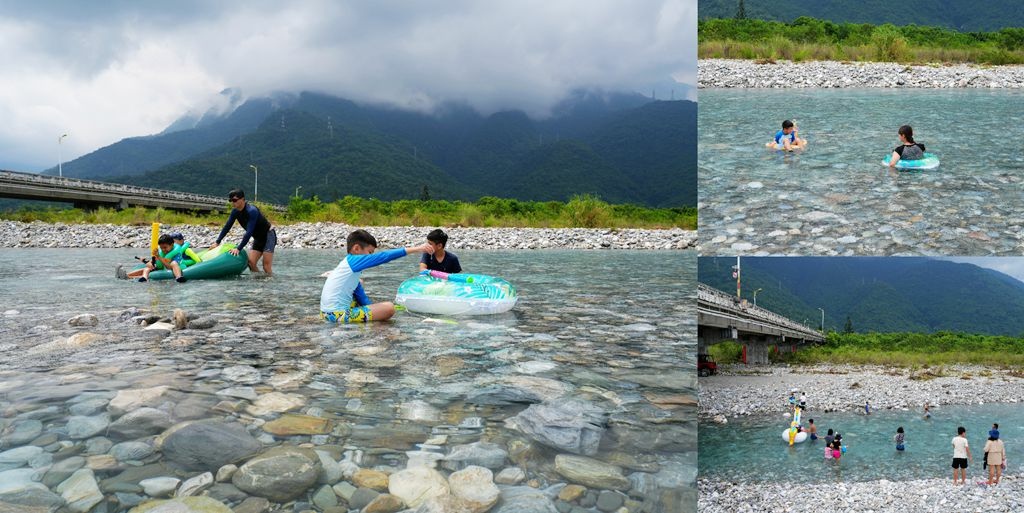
[448,466,500,513]
[158,421,261,471]
[553,455,629,491]
[107,407,174,441]
[232,446,321,502]
[504,398,605,456]
[443,442,507,471]
[387,466,449,508]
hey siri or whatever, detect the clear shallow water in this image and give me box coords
[700,404,1024,483]
[0,249,695,510]
[699,89,1024,255]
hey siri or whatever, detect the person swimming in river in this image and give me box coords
[766,119,807,151]
[888,125,926,168]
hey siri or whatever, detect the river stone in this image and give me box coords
[140,477,180,498]
[558,485,586,502]
[187,317,217,330]
[4,419,43,445]
[85,437,113,455]
[107,407,174,440]
[129,496,233,513]
[215,387,257,401]
[177,472,214,497]
[494,467,526,485]
[363,493,403,513]
[449,466,500,513]
[110,441,154,461]
[68,314,98,327]
[245,392,305,417]
[595,490,624,512]
[388,466,449,508]
[232,446,321,502]
[315,450,343,484]
[221,365,261,384]
[192,483,236,503]
[56,468,103,512]
[42,456,86,487]
[311,484,338,510]
[233,497,271,513]
[553,455,629,491]
[262,414,331,436]
[158,421,262,471]
[504,398,605,456]
[215,464,237,482]
[69,398,109,416]
[352,469,389,491]
[332,481,357,501]
[0,445,43,471]
[108,386,170,416]
[349,488,380,510]
[0,468,65,509]
[492,486,558,513]
[66,414,111,439]
[443,441,508,471]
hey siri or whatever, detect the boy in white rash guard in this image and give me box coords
[320,229,432,323]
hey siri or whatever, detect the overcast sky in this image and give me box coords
[0,0,694,171]
[946,257,1024,283]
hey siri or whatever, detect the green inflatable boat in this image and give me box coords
[130,244,248,281]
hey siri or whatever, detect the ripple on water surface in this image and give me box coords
[0,248,696,511]
[699,89,1024,255]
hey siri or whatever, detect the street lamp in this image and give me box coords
[249,164,258,202]
[294,185,302,199]
[753,288,763,307]
[58,133,68,177]
[818,308,825,333]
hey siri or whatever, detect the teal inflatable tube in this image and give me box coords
[882,152,940,170]
[132,244,248,281]
[395,273,517,315]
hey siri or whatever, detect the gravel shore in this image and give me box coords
[699,475,1024,513]
[699,364,1024,420]
[699,58,1024,89]
[0,220,697,250]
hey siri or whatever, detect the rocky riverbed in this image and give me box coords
[0,249,696,513]
[699,364,1024,420]
[0,221,697,251]
[699,58,1024,89]
[699,476,1024,513]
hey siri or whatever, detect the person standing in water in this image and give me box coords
[952,426,972,485]
[212,189,276,276]
[895,426,906,451]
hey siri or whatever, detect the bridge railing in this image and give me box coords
[698,283,823,339]
[0,169,286,211]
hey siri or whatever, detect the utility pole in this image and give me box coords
[753,288,763,307]
[733,256,741,299]
[249,164,258,202]
[818,308,825,333]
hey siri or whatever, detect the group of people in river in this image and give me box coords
[125,188,468,325]
[785,392,1008,486]
[766,119,928,169]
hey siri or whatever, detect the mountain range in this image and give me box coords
[698,257,1024,335]
[698,0,1024,32]
[45,90,695,207]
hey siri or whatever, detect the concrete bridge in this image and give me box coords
[698,283,825,364]
[0,169,286,213]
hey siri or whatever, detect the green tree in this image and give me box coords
[735,0,746,20]
[843,316,854,334]
[420,184,430,201]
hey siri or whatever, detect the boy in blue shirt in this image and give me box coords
[320,229,433,323]
[766,120,807,151]
[419,229,462,274]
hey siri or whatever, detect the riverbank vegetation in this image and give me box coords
[0,194,696,230]
[699,17,1024,64]
[706,332,1024,367]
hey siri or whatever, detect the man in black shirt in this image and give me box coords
[213,189,277,276]
[419,229,462,274]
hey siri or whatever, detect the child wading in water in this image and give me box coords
[766,119,807,151]
[888,125,926,168]
[895,426,905,451]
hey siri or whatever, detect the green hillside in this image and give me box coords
[95,92,695,207]
[699,0,1024,31]
[698,257,1024,335]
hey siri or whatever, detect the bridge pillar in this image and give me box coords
[740,335,772,365]
[698,325,734,354]
[116,197,129,211]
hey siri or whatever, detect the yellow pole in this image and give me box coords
[150,222,160,253]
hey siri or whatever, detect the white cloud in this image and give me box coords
[0,0,695,170]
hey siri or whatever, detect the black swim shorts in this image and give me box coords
[252,228,277,253]
[952,458,968,469]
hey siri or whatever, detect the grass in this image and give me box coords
[699,18,1024,64]
[766,332,1024,368]
[0,194,697,230]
